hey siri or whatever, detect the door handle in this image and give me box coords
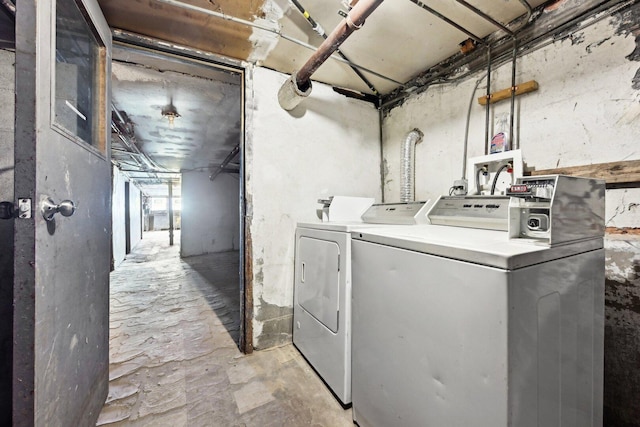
[41,198,76,221]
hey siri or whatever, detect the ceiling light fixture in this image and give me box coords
[161,102,181,128]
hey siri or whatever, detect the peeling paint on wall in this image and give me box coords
[98,0,266,62]
[604,237,640,426]
[585,36,611,53]
[248,0,285,64]
[245,66,381,350]
[607,189,640,229]
[613,4,640,92]
[253,297,293,350]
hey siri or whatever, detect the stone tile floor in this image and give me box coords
[97,231,352,426]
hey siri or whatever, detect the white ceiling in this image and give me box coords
[264,0,548,94]
[96,0,568,196]
[98,0,549,97]
[109,45,243,196]
[111,62,241,172]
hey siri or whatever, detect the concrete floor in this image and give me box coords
[97,231,353,426]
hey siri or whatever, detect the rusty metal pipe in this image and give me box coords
[278,0,384,110]
[290,0,379,95]
[296,0,383,87]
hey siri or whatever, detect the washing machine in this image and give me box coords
[293,201,430,405]
[350,175,605,427]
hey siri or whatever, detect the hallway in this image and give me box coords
[97,231,352,426]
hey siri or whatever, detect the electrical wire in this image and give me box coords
[490,164,510,195]
[475,166,487,195]
[461,73,487,180]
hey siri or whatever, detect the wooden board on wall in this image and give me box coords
[528,160,640,186]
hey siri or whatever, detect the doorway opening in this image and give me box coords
[108,40,249,352]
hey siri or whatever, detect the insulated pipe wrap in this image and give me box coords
[400,129,424,203]
[277,0,384,110]
[278,72,313,111]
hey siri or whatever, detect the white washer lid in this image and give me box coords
[351,224,603,270]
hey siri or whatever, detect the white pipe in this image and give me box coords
[400,129,423,203]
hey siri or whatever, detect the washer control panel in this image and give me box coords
[508,175,605,246]
[427,196,510,231]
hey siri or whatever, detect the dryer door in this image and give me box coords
[296,237,340,333]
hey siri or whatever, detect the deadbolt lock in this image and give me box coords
[0,201,14,220]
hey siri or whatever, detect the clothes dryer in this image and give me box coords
[293,201,430,405]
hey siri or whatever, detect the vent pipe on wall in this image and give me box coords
[278,0,384,110]
[400,128,423,203]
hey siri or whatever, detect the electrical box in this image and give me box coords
[467,150,523,196]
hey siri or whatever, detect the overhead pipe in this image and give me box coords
[155,0,399,87]
[400,129,424,203]
[289,0,380,96]
[453,0,514,36]
[209,144,240,182]
[408,0,485,45]
[111,105,168,172]
[278,0,385,110]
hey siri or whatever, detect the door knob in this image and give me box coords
[41,198,76,221]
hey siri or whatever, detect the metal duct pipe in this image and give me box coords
[278,0,384,110]
[400,129,424,203]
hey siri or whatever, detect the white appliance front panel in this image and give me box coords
[297,236,341,333]
[507,248,604,427]
[293,226,352,404]
[351,240,509,427]
[351,239,604,427]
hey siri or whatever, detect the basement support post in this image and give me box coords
[168,182,174,246]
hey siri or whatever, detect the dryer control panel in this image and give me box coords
[362,201,431,225]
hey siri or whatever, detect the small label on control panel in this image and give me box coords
[509,184,529,193]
